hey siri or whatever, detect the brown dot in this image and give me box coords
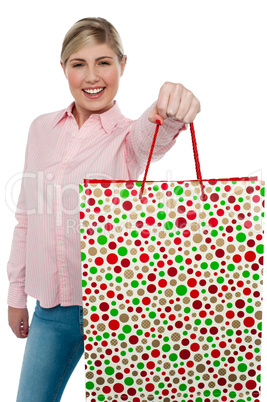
[196,364,206,373]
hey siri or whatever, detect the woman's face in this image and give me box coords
[61,42,126,120]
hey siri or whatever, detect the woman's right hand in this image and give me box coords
[8,306,29,338]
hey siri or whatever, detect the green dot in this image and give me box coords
[175,255,183,263]
[80,202,85,208]
[253,274,260,280]
[246,306,254,314]
[164,221,174,230]
[217,276,224,284]
[211,261,219,270]
[137,362,144,369]
[242,270,250,278]
[131,280,139,288]
[205,319,212,326]
[204,203,211,210]
[236,233,246,242]
[105,366,115,375]
[256,244,264,254]
[227,264,235,272]
[153,185,159,191]
[174,186,183,195]
[114,217,120,223]
[79,184,83,193]
[162,344,171,352]
[157,211,166,220]
[158,382,165,388]
[122,325,132,334]
[120,189,129,198]
[238,197,243,202]
[169,353,178,361]
[118,246,127,256]
[86,381,94,390]
[179,384,187,391]
[236,224,242,230]
[211,230,218,237]
[81,252,86,261]
[124,377,134,386]
[132,298,140,305]
[82,280,87,287]
[237,363,247,372]
[260,187,265,197]
[226,329,234,336]
[97,235,108,245]
[229,391,237,398]
[153,253,160,260]
[201,262,208,270]
[257,322,262,331]
[176,285,187,296]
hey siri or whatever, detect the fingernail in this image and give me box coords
[156,119,162,125]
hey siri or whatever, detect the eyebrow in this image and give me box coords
[69,56,113,62]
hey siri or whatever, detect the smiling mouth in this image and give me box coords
[82,87,105,94]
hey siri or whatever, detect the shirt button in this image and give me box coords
[58,240,62,245]
[60,267,64,272]
[72,133,76,137]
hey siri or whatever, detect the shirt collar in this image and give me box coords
[53,100,122,135]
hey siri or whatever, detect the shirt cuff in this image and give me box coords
[7,284,28,308]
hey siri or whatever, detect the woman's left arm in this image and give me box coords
[148,82,201,125]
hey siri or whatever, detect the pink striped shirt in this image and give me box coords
[6,100,186,308]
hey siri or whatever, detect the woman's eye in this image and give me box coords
[73,63,84,68]
[99,61,110,66]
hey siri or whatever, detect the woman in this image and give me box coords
[7,17,200,401]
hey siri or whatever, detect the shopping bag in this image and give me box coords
[79,122,264,402]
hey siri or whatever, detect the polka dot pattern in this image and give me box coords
[79,179,265,402]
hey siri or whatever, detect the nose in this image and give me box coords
[85,66,100,83]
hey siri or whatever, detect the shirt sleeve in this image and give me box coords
[124,100,187,173]
[6,122,33,308]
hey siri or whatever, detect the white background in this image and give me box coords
[1,0,266,400]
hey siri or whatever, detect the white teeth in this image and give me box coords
[84,88,104,94]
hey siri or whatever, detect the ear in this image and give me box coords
[120,55,127,77]
[60,61,67,78]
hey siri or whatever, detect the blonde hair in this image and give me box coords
[60,17,124,67]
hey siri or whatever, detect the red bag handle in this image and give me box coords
[139,122,206,201]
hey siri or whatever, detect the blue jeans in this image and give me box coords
[16,300,84,402]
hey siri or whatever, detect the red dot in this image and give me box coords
[109,320,120,331]
[187,210,197,220]
[233,254,242,263]
[245,251,256,262]
[209,217,218,227]
[244,220,252,229]
[175,217,187,228]
[146,216,155,226]
[244,317,255,328]
[246,380,257,389]
[140,253,149,263]
[95,257,104,266]
[107,253,118,264]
